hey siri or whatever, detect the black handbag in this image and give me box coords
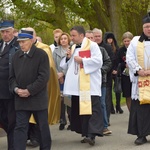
[113,63,122,93]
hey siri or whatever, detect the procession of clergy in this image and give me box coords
[0,12,150,150]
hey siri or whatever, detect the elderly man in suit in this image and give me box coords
[9,30,51,150]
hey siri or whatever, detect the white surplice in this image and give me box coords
[60,37,103,96]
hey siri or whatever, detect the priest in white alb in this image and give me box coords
[126,12,150,145]
[60,25,104,146]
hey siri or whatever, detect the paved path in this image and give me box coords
[0,106,150,150]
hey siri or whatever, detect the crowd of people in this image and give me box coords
[0,11,150,150]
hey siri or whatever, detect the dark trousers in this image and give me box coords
[28,123,40,142]
[14,109,51,150]
[60,97,67,125]
[0,99,16,150]
[106,86,112,123]
[60,96,71,125]
[113,76,121,109]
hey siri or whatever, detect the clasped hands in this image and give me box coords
[138,69,150,77]
[16,88,30,98]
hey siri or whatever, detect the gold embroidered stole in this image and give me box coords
[29,42,60,124]
[71,38,92,115]
[137,41,150,104]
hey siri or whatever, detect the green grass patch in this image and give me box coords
[112,91,126,106]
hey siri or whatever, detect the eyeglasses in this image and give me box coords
[143,26,150,29]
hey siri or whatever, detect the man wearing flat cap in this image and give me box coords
[9,30,51,150]
[126,12,150,145]
[22,27,60,148]
[0,20,19,150]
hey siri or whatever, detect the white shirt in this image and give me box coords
[50,44,55,53]
[60,37,103,96]
[1,38,13,52]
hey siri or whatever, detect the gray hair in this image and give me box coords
[92,28,103,35]
[86,30,93,34]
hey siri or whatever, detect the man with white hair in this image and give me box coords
[93,28,115,127]
[0,20,19,150]
[9,29,51,150]
[23,27,60,147]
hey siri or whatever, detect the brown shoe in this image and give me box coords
[103,128,112,135]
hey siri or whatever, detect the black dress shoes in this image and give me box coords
[116,107,124,114]
[59,124,65,130]
[80,138,87,143]
[26,140,39,147]
[134,136,147,145]
[83,137,95,146]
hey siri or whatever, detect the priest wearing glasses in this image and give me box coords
[126,12,150,145]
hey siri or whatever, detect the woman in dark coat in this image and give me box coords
[116,31,133,111]
[104,32,123,114]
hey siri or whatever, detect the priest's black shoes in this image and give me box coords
[134,136,147,145]
[59,124,66,130]
[80,138,87,143]
[82,137,95,146]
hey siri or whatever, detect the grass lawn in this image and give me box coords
[112,91,126,106]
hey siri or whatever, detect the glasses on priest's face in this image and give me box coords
[143,25,150,29]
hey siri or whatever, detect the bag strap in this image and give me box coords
[117,63,122,77]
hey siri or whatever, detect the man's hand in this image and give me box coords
[74,56,83,64]
[57,72,64,79]
[143,70,150,76]
[66,49,72,59]
[17,89,30,98]
[138,69,149,77]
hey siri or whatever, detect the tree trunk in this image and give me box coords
[108,0,123,45]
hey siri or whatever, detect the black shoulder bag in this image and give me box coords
[113,63,122,93]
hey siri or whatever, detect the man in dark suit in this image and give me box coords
[0,20,19,150]
[9,30,51,150]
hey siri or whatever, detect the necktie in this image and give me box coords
[24,53,27,58]
[1,43,8,53]
[24,52,28,58]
